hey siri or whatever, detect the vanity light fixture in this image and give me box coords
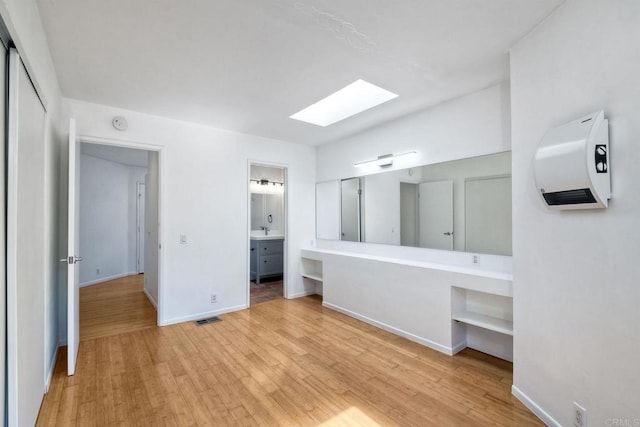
[290,79,398,127]
[353,151,417,168]
[251,179,284,187]
[250,179,284,195]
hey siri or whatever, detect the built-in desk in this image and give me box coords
[301,247,513,361]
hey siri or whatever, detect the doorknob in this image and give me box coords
[60,256,83,264]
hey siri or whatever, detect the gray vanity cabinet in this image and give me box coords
[250,239,284,284]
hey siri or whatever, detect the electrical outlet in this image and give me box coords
[210,294,217,304]
[573,402,587,427]
[472,255,479,264]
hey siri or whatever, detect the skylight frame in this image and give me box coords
[290,79,398,127]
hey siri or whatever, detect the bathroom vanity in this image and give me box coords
[250,234,284,284]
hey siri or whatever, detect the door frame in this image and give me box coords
[136,181,145,274]
[79,135,165,325]
[246,160,289,307]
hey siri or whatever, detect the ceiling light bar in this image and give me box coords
[353,151,417,168]
[290,79,398,127]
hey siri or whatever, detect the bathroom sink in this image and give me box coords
[250,230,284,240]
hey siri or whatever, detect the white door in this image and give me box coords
[7,48,47,426]
[419,180,454,250]
[137,182,145,273]
[67,118,82,376]
[465,176,512,255]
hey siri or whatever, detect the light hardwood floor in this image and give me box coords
[80,274,157,341]
[39,295,541,426]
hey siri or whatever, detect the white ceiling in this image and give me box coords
[81,143,149,168]
[37,0,564,145]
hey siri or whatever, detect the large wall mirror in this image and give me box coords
[316,151,512,256]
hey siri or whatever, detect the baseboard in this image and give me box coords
[451,340,467,355]
[143,287,158,309]
[322,301,454,355]
[44,347,58,393]
[160,304,247,326]
[512,385,561,427]
[287,290,319,299]
[80,272,138,287]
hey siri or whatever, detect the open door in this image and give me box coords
[66,118,82,376]
[419,180,454,250]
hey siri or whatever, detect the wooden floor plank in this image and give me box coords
[80,274,157,341]
[38,295,542,426]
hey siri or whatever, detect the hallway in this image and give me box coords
[80,274,157,341]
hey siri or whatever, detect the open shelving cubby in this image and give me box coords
[451,286,513,335]
[451,285,513,361]
[301,254,323,296]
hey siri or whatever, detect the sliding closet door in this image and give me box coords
[6,48,47,427]
[0,39,7,427]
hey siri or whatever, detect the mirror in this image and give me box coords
[316,151,512,256]
[251,193,284,233]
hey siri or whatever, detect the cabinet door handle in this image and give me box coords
[251,248,254,251]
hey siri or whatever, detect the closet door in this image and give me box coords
[0,38,6,427]
[6,48,47,427]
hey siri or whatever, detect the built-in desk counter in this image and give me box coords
[300,247,514,361]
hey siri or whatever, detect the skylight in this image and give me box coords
[290,79,398,127]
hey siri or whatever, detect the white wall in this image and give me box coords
[60,98,316,335]
[315,83,511,263]
[0,0,64,416]
[79,154,146,285]
[510,1,640,425]
[316,82,510,182]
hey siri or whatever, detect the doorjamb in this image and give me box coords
[246,160,289,308]
[79,135,165,325]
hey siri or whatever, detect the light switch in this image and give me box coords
[180,234,188,244]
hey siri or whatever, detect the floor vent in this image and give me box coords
[194,316,221,326]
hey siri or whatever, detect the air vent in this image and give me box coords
[194,316,221,326]
[542,188,596,205]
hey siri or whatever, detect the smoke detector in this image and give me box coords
[112,116,128,131]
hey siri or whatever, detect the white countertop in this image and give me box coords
[250,230,284,241]
[300,247,513,282]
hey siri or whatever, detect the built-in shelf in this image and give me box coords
[452,311,513,336]
[451,285,514,361]
[302,272,323,282]
[301,256,324,296]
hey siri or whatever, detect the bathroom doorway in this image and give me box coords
[248,163,287,306]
